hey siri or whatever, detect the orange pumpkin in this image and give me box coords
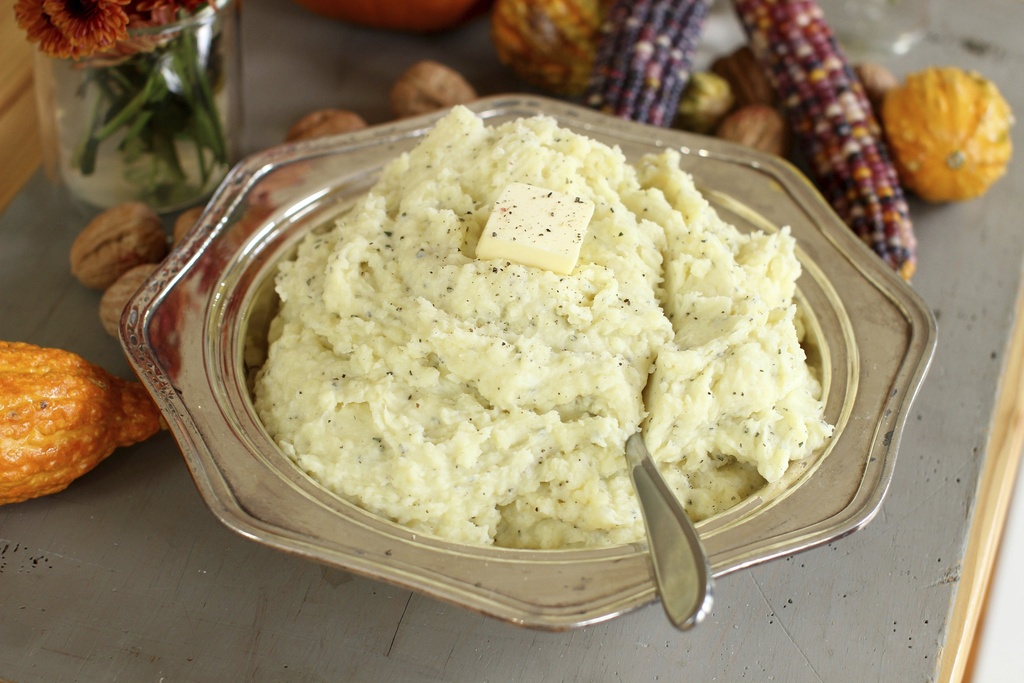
[882,66,1014,202]
[290,0,493,33]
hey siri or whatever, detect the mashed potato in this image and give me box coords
[253,106,833,549]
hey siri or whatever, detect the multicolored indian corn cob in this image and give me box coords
[731,0,917,279]
[584,0,711,127]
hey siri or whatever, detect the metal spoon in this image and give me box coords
[625,432,714,630]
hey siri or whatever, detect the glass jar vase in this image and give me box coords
[32,0,243,213]
[818,0,929,58]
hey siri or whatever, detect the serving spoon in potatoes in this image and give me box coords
[625,432,715,630]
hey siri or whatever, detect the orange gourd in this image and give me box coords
[290,0,492,33]
[491,0,609,96]
[0,341,163,504]
[882,66,1014,202]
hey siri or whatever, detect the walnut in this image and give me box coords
[390,60,478,119]
[99,263,159,338]
[715,104,791,157]
[285,109,368,142]
[711,46,775,107]
[70,202,167,289]
[172,205,205,247]
[854,62,899,114]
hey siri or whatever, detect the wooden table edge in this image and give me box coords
[947,280,1024,682]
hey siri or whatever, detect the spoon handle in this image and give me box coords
[626,433,714,630]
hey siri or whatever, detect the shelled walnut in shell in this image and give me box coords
[283,60,479,145]
[69,202,171,337]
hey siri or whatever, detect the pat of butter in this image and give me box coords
[476,183,594,275]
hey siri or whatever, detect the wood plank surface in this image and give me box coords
[0,10,41,212]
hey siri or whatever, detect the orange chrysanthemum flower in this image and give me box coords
[15,0,207,60]
[129,0,179,11]
[44,0,133,56]
[126,0,206,22]
[14,0,80,59]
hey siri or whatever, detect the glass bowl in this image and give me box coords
[121,95,936,629]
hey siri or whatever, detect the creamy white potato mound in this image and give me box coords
[254,106,834,549]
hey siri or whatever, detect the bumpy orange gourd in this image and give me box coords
[882,66,1014,202]
[290,0,491,32]
[491,0,610,95]
[0,341,162,505]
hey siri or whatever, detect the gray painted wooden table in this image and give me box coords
[2,1,1022,680]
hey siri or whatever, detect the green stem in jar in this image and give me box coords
[66,7,231,205]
